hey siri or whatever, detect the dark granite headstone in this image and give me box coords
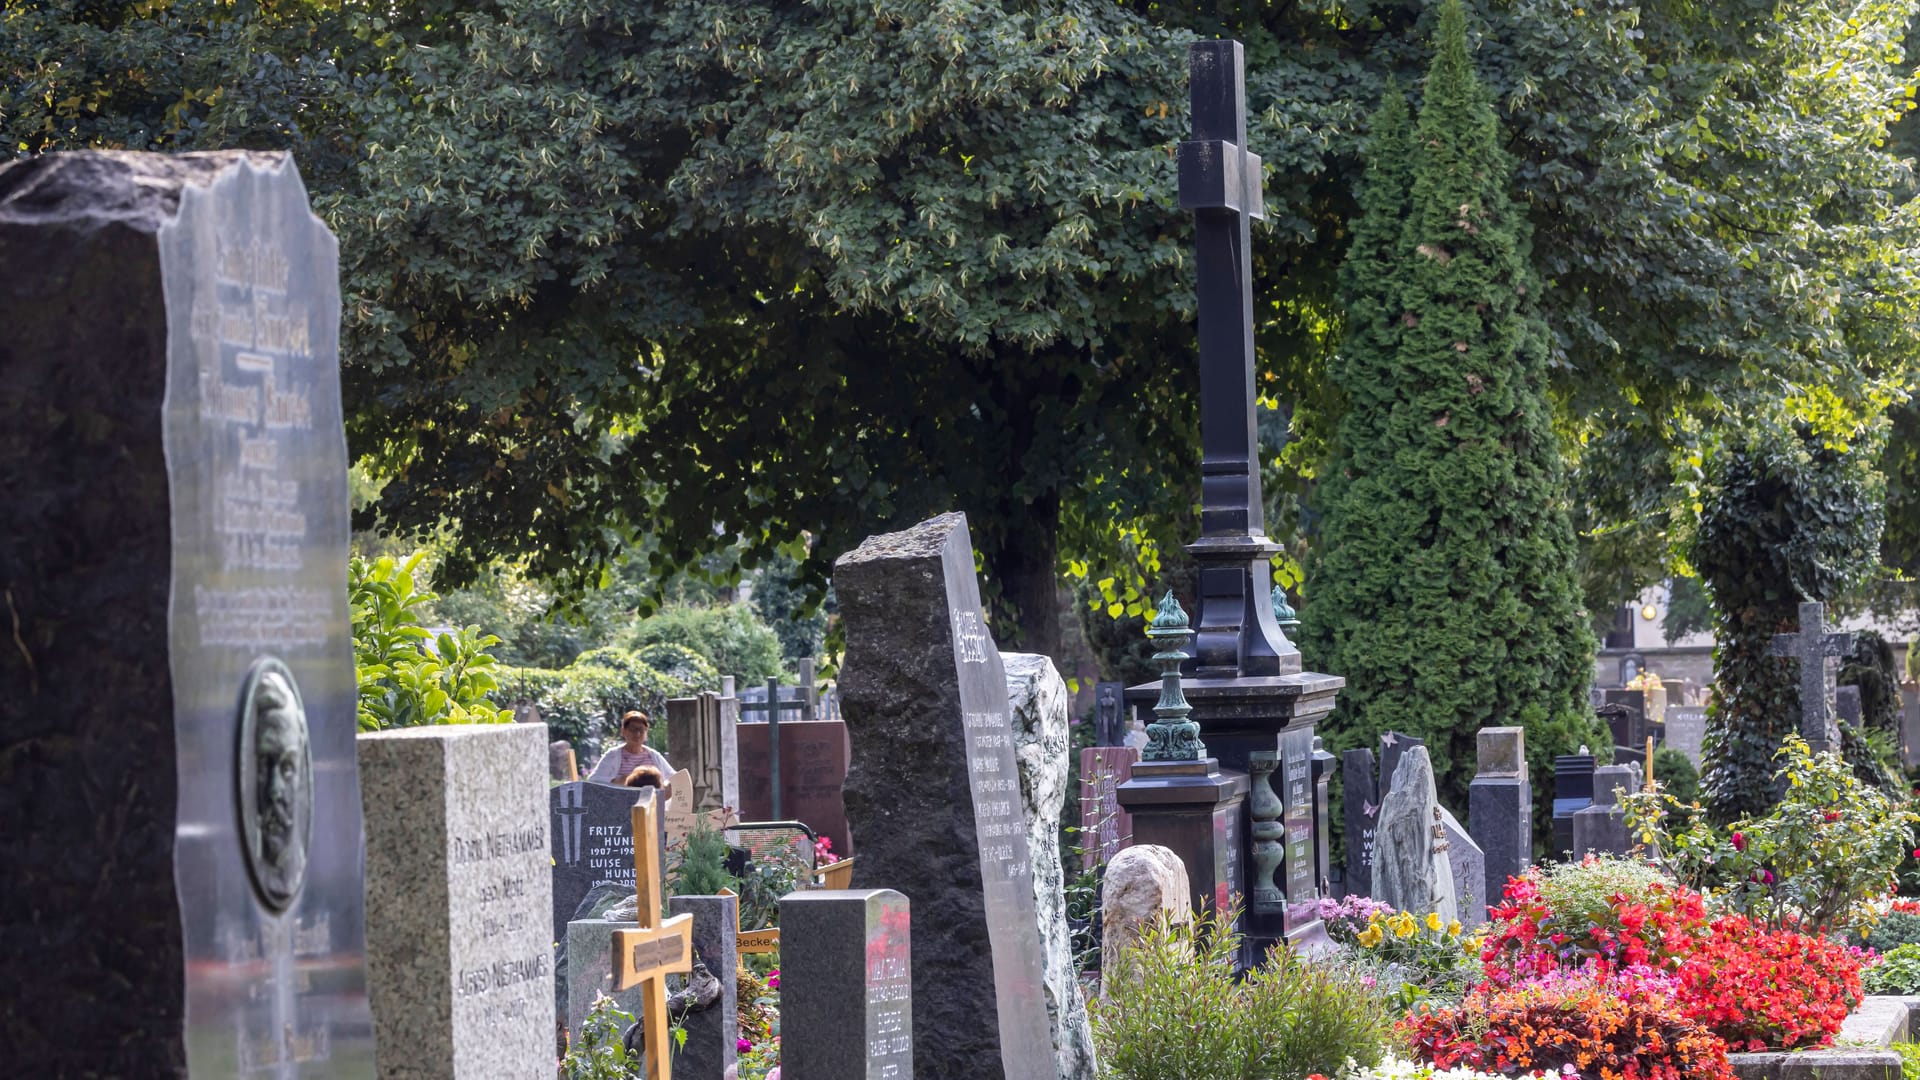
[1341,748,1380,898]
[737,717,851,856]
[835,513,1053,1079]
[781,889,914,1080]
[667,894,739,1080]
[1550,753,1598,860]
[1571,764,1636,857]
[549,781,653,944]
[1838,684,1864,729]
[1467,727,1531,911]
[0,151,376,1074]
[1094,681,1127,746]
[1279,726,1318,907]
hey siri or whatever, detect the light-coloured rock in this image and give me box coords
[1004,651,1099,1080]
[1100,844,1193,993]
[1372,746,1458,925]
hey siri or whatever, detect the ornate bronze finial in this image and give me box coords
[1143,591,1206,761]
[1270,584,1299,632]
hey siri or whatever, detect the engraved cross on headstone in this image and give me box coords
[1770,601,1855,753]
[1177,40,1297,677]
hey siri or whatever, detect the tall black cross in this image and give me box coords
[1177,41,1295,677]
[1770,601,1855,753]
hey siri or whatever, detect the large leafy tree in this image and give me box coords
[1304,1,1599,811]
[8,0,1919,662]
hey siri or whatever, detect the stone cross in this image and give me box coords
[612,798,696,1080]
[1177,40,1295,676]
[1770,601,1855,752]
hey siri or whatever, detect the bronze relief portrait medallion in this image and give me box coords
[236,656,313,912]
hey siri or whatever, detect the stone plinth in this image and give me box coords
[360,724,556,1079]
[1468,727,1530,912]
[1117,759,1250,936]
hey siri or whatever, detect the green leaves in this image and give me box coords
[348,552,514,731]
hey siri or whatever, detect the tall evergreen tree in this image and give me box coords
[1303,0,1599,814]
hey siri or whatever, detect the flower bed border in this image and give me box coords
[1724,996,1919,1080]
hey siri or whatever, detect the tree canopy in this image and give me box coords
[8,0,1919,657]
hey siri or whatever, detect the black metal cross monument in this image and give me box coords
[1120,41,1345,962]
[1770,601,1855,753]
[1177,40,1297,678]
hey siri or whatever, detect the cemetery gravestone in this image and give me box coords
[1078,746,1140,870]
[736,716,852,856]
[1571,764,1637,858]
[359,724,556,1078]
[1665,706,1707,768]
[550,780,655,945]
[1439,809,1486,929]
[665,894,739,1080]
[836,512,1055,1080]
[1771,601,1855,753]
[1903,686,1920,770]
[0,150,377,1074]
[1371,747,1457,924]
[781,889,914,1080]
[666,692,739,819]
[1341,748,1381,898]
[1467,728,1530,915]
[1550,752,1598,859]
[1838,684,1864,729]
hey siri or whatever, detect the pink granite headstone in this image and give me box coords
[1078,746,1141,871]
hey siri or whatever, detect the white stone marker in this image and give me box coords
[360,724,556,1079]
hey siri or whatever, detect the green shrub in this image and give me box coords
[1866,944,1920,996]
[1534,855,1673,929]
[632,643,720,691]
[350,552,513,731]
[1091,906,1390,1080]
[561,994,640,1079]
[493,649,689,747]
[623,603,783,683]
[669,819,734,897]
[1866,913,1920,954]
[1651,747,1700,829]
[1896,1039,1920,1080]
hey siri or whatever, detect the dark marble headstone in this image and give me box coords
[667,894,739,1080]
[1341,748,1380,898]
[737,718,851,856]
[0,151,375,1074]
[1093,681,1127,746]
[835,513,1053,1079]
[781,889,913,1080]
[1571,764,1636,857]
[1550,753,1598,860]
[549,780,652,945]
[1279,726,1318,907]
[1467,727,1531,911]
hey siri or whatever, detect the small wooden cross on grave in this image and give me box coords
[1770,600,1856,754]
[612,796,695,1080]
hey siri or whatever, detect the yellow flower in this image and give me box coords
[1447,920,1463,937]
[1393,912,1417,938]
[1357,925,1384,948]
[1425,911,1444,933]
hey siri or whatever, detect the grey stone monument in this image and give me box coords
[1370,747,1457,924]
[834,513,1054,1079]
[1571,764,1638,858]
[1467,727,1531,914]
[1003,653,1098,1079]
[666,690,740,817]
[665,893,739,1080]
[1439,809,1487,929]
[1771,600,1855,753]
[0,150,376,1074]
[781,889,914,1080]
[359,724,557,1079]
[1665,706,1707,767]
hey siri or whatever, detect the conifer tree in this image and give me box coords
[1303,0,1599,814]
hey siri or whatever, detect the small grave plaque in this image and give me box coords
[1665,706,1707,767]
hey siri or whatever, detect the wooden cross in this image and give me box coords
[611,797,695,1080]
[1770,601,1856,753]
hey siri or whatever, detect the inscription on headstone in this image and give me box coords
[1279,727,1317,905]
[781,889,914,1080]
[549,781,652,944]
[1078,746,1139,870]
[1,151,380,1074]
[1341,749,1380,898]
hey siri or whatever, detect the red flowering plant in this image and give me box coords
[1480,856,1707,987]
[1400,968,1736,1080]
[1621,735,1918,938]
[1675,915,1866,1051]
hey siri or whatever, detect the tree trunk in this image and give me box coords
[988,493,1063,664]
